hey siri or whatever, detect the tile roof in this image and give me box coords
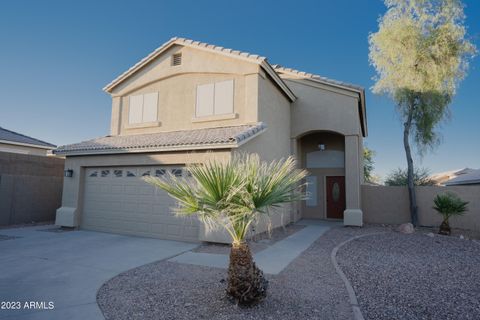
[54,123,266,155]
[271,64,364,92]
[444,169,480,186]
[0,127,56,149]
[102,37,365,98]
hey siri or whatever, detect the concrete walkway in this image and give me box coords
[170,220,340,274]
[0,225,197,320]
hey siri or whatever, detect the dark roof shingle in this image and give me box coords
[0,127,56,148]
[54,123,266,155]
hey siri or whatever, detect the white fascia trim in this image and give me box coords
[260,61,296,102]
[0,139,54,150]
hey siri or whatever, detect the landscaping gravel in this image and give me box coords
[97,225,480,320]
[97,225,355,320]
[336,229,480,320]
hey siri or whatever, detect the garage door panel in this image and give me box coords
[111,185,125,193]
[81,166,199,241]
[149,223,166,234]
[137,203,153,214]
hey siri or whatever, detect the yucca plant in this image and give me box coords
[144,153,307,305]
[433,192,469,235]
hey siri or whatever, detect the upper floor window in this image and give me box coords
[128,92,158,124]
[195,80,234,118]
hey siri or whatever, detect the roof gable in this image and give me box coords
[273,65,367,137]
[103,37,296,101]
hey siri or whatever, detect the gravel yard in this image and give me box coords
[97,224,480,320]
[337,228,480,320]
[97,225,354,320]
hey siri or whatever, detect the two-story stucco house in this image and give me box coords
[54,37,367,243]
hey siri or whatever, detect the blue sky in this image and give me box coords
[0,0,478,178]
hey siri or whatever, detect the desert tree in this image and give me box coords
[369,0,476,225]
[384,167,435,186]
[363,147,376,183]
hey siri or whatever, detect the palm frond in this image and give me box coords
[144,153,308,244]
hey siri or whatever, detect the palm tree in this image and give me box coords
[433,192,469,236]
[144,153,307,305]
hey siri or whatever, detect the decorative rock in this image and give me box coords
[397,223,415,234]
[460,235,465,240]
[426,232,434,237]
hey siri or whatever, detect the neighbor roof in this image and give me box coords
[103,37,296,101]
[54,123,266,156]
[0,127,56,149]
[444,169,480,186]
[430,168,476,185]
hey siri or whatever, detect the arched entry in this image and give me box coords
[299,131,346,219]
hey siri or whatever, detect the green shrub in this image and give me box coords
[433,192,469,235]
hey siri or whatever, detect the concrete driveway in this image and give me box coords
[0,225,197,320]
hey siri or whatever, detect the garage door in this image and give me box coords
[81,166,199,242]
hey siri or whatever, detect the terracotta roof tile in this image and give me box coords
[54,123,266,155]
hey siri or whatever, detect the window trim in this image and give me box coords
[124,120,162,129]
[191,113,237,123]
[125,92,160,128]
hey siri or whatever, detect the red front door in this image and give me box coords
[326,176,346,219]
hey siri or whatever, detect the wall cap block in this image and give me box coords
[55,207,78,227]
[344,209,363,227]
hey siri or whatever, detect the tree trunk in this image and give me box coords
[438,219,451,235]
[227,242,268,306]
[404,103,418,227]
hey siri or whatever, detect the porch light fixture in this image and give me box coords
[64,169,74,178]
[318,143,326,151]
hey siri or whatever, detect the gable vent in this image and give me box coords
[172,53,182,66]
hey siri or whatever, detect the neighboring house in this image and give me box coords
[444,169,480,186]
[430,168,478,186]
[0,126,56,156]
[54,37,367,242]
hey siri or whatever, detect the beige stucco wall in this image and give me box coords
[109,45,262,136]
[238,73,291,161]
[362,185,480,232]
[285,78,362,139]
[238,73,294,226]
[0,142,50,156]
[284,77,364,223]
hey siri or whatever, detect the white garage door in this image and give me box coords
[81,166,199,242]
